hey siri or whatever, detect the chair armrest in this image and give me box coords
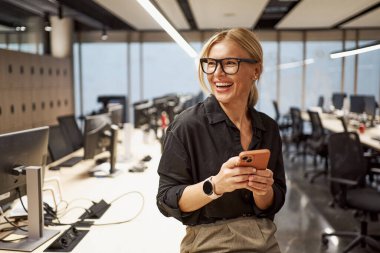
[328,177,358,186]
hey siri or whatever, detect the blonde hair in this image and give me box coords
[198,28,263,106]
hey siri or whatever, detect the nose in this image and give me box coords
[213,62,225,76]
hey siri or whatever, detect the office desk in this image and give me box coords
[0,129,184,253]
[303,112,380,152]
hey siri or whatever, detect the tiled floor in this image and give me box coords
[275,155,380,253]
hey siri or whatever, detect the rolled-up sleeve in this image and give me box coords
[156,129,194,222]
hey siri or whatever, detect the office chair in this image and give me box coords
[272,100,291,133]
[322,132,380,253]
[288,107,310,163]
[305,110,329,183]
[317,95,324,108]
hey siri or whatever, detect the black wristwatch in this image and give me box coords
[203,177,222,200]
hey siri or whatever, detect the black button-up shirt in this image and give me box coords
[157,95,286,226]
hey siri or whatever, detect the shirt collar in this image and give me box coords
[204,95,266,132]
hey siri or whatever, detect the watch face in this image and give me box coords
[203,180,213,195]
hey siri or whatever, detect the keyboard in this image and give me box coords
[59,156,83,167]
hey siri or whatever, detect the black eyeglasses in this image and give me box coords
[200,57,258,75]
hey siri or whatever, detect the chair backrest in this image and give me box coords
[307,110,325,140]
[272,100,280,122]
[317,96,324,108]
[328,132,367,182]
[290,107,303,139]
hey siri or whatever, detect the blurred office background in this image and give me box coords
[0,1,380,252]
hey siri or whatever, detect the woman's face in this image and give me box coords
[206,39,258,108]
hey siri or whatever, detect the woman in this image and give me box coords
[157,28,286,253]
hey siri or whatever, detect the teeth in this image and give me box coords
[216,82,232,87]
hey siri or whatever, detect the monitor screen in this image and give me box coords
[48,125,74,161]
[83,113,112,160]
[0,127,49,207]
[363,95,377,117]
[350,95,365,114]
[331,93,346,110]
[57,115,83,151]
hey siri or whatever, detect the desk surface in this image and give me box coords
[0,129,184,253]
[302,112,380,152]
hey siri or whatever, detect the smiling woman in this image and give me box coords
[157,28,286,253]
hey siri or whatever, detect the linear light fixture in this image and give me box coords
[137,0,198,58]
[330,42,380,59]
[278,58,314,70]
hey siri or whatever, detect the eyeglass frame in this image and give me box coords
[200,57,258,75]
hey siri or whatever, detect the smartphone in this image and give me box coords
[238,149,270,170]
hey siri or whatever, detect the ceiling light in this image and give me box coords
[101,27,108,41]
[137,0,198,58]
[278,58,314,70]
[15,26,26,32]
[44,13,51,32]
[330,42,380,59]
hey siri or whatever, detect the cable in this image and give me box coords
[48,191,144,227]
[0,235,28,243]
[92,191,144,226]
[56,200,69,214]
[3,217,28,232]
[0,207,28,232]
[68,198,94,206]
[16,188,28,213]
[58,206,90,220]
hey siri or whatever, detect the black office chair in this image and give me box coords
[317,95,324,108]
[288,107,310,162]
[322,132,380,253]
[272,100,291,133]
[305,110,329,183]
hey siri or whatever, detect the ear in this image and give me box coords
[253,65,261,79]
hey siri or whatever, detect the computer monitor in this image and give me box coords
[57,115,83,151]
[153,95,179,123]
[349,95,365,114]
[133,100,153,129]
[97,95,128,123]
[83,114,120,177]
[48,125,73,161]
[108,103,124,128]
[0,126,59,251]
[48,125,82,168]
[363,95,377,117]
[331,93,346,110]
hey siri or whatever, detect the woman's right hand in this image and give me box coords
[213,156,256,195]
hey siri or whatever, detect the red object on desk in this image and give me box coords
[359,123,365,134]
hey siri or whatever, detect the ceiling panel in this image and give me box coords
[189,0,269,30]
[156,0,190,30]
[341,7,380,28]
[94,0,161,30]
[276,0,380,29]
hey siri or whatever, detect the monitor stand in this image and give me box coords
[88,162,122,178]
[0,166,59,252]
[88,125,122,178]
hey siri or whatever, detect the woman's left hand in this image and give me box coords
[246,168,274,196]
